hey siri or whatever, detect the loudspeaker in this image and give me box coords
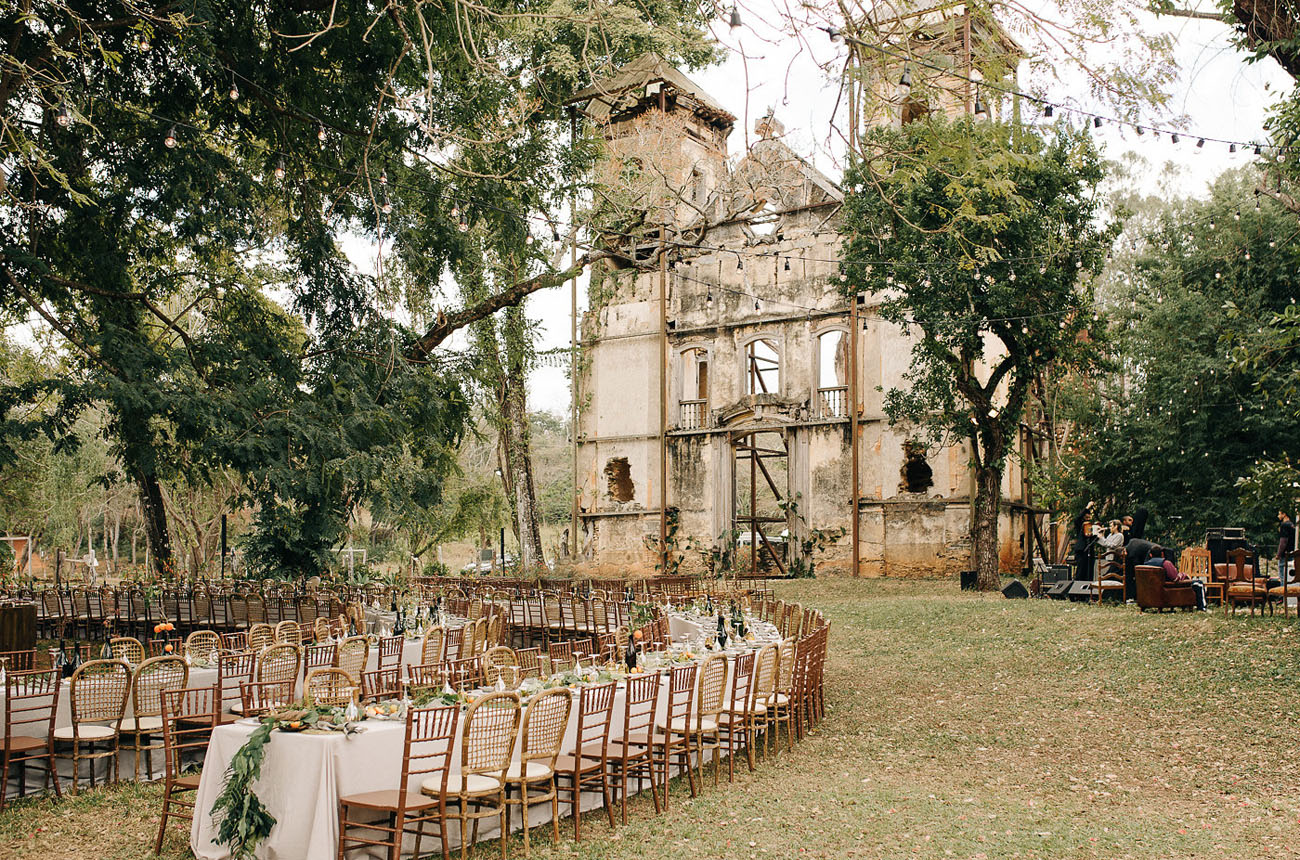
[1002,580,1030,599]
[1042,565,1071,586]
[959,570,979,591]
[1067,581,1098,602]
[1046,581,1073,600]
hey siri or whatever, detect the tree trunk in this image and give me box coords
[136,471,173,578]
[500,355,545,572]
[972,464,1003,591]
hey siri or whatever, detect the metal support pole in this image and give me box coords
[659,226,669,570]
[850,298,861,577]
[569,108,581,562]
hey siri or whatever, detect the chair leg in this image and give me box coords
[520,781,530,857]
[601,766,615,828]
[334,801,347,860]
[498,789,507,860]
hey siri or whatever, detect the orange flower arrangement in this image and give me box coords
[163,644,174,653]
[153,622,175,634]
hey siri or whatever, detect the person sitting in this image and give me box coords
[1149,546,1207,611]
[1097,520,1125,579]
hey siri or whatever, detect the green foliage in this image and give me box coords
[1040,169,1300,549]
[843,118,1111,465]
[211,719,276,860]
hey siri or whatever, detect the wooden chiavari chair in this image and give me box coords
[652,663,698,807]
[554,680,616,840]
[153,687,218,854]
[247,622,274,651]
[606,672,661,824]
[716,651,758,780]
[339,705,457,860]
[421,627,445,665]
[377,635,404,671]
[1,669,61,807]
[274,619,302,646]
[238,680,294,717]
[217,652,256,719]
[360,667,401,703]
[304,641,337,676]
[184,631,221,664]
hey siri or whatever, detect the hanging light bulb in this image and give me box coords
[317,123,327,142]
[1254,144,1263,156]
[380,169,388,186]
[706,290,715,306]
[551,227,561,242]
[1170,133,1180,144]
[136,34,151,52]
[381,195,392,215]
[525,234,534,245]
[450,205,459,219]
[1009,270,1016,282]
[897,65,913,98]
[1135,126,1144,136]
[55,105,72,128]
[1195,138,1205,153]
[973,94,987,118]
[728,5,742,32]
[1233,209,1240,220]
[228,76,240,101]
[458,214,469,233]
[273,158,285,181]
[1209,219,1215,230]
[736,255,743,270]
[1229,143,1237,154]
[1043,104,1053,119]
[827,25,842,43]
[1093,117,1102,129]
[1038,265,1047,275]
[164,126,177,148]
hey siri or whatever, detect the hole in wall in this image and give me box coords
[604,458,635,502]
[901,443,934,494]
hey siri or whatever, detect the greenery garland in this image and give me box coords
[210,719,276,860]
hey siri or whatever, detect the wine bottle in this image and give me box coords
[716,613,728,649]
[625,637,637,671]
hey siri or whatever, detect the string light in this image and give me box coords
[728,5,742,32]
[228,76,239,101]
[1043,105,1053,119]
[55,105,72,128]
[164,126,177,148]
[273,158,285,181]
[783,257,790,271]
[973,95,987,119]
[381,195,392,215]
[317,123,327,143]
[827,25,842,43]
[897,65,913,98]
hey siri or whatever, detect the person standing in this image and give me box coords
[1122,508,1148,544]
[1279,511,1296,585]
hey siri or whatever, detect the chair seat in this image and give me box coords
[120,716,163,732]
[1227,584,1266,597]
[1268,584,1300,595]
[343,788,437,810]
[608,730,653,750]
[656,716,717,734]
[719,705,766,724]
[172,773,203,790]
[422,771,502,797]
[53,724,116,741]
[4,735,48,753]
[505,761,553,782]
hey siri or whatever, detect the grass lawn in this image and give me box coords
[2,578,1298,859]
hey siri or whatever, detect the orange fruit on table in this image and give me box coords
[164,644,173,653]
[153,624,162,634]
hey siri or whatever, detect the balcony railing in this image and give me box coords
[679,399,706,429]
[818,386,848,418]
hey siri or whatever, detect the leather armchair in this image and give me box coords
[1135,565,1198,612]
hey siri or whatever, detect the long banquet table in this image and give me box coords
[192,613,777,860]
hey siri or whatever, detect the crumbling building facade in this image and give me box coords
[567,40,1043,578]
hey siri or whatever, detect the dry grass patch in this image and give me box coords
[1,578,1297,858]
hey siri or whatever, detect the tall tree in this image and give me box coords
[1,0,715,576]
[841,118,1112,590]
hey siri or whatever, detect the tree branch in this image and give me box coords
[407,250,615,359]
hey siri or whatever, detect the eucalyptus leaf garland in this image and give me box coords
[211,719,276,860]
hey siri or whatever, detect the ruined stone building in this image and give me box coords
[566,10,1046,577]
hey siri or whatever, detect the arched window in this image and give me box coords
[816,329,848,417]
[744,338,781,395]
[679,347,709,428]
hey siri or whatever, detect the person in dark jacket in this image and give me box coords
[1279,511,1296,585]
[1071,504,1097,581]
[1122,508,1148,544]
[1124,536,1158,601]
